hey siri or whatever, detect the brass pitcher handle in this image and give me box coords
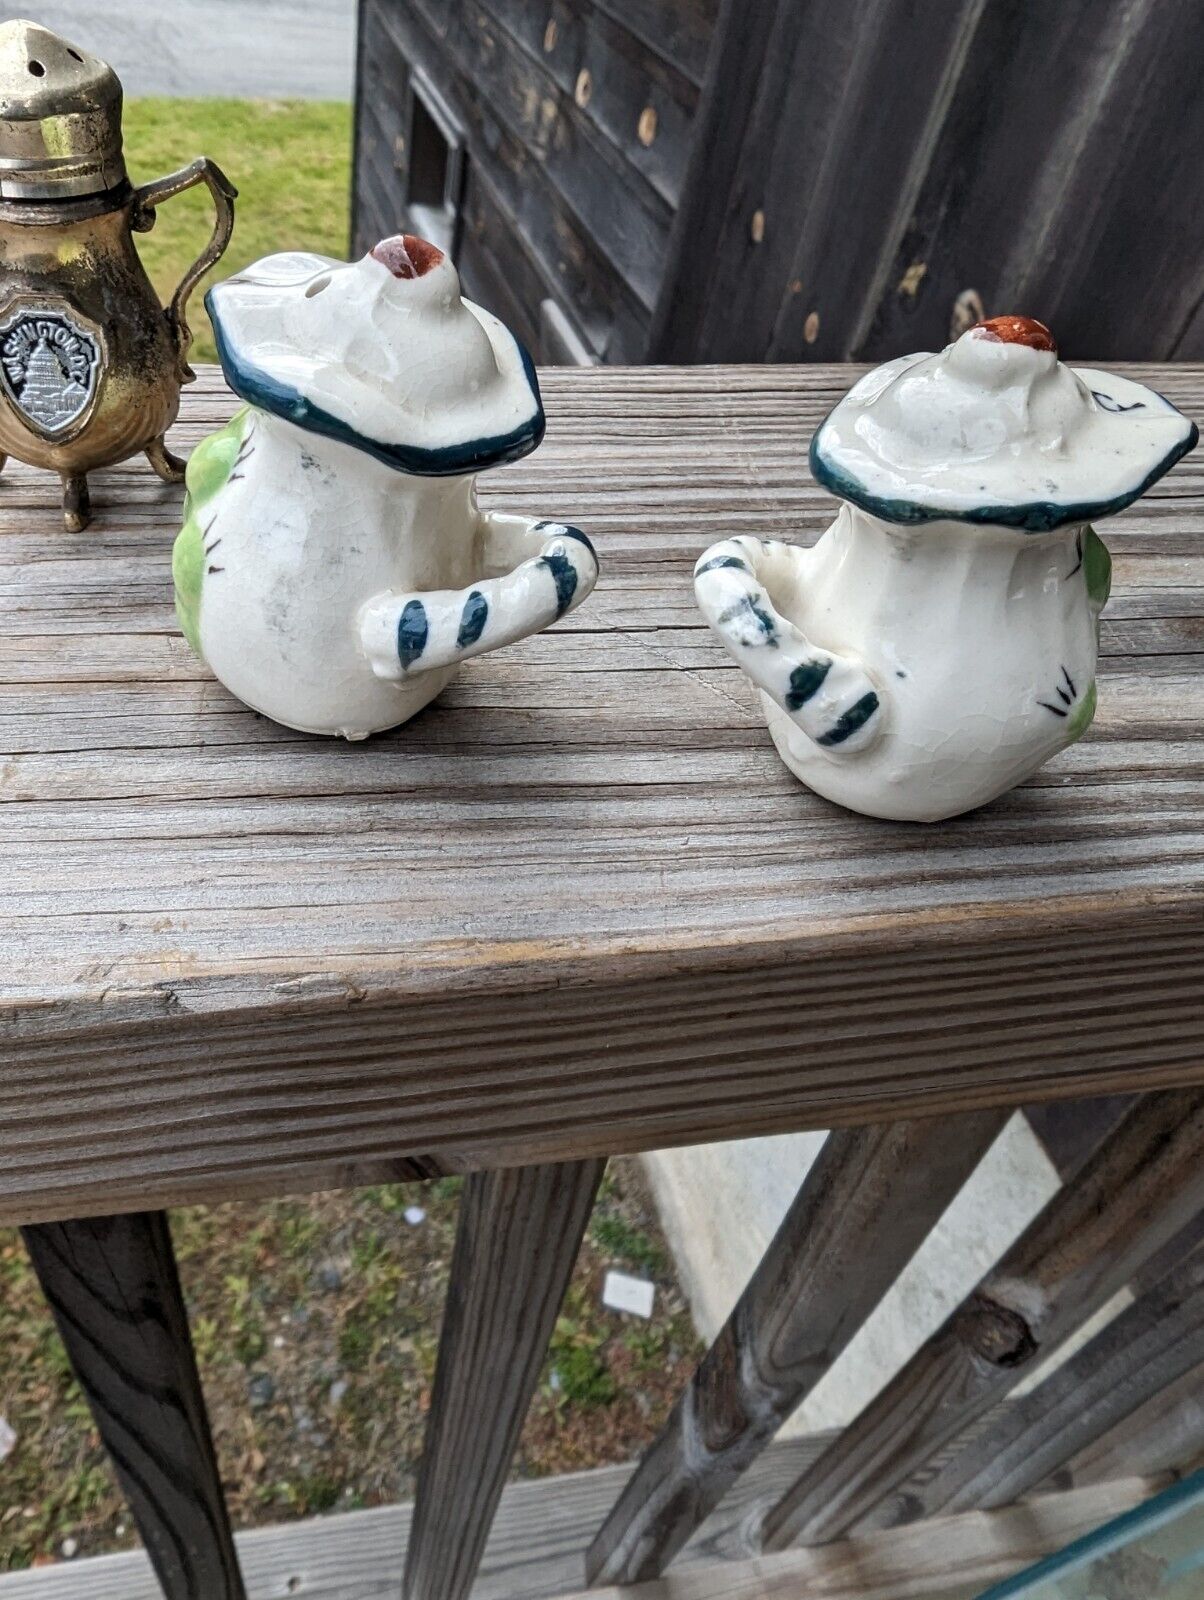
[132,157,238,385]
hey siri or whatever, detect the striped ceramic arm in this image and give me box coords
[359,515,598,681]
[694,536,884,755]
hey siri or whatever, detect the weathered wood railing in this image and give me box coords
[3,364,1204,1598]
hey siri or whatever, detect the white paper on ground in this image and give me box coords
[603,1269,655,1319]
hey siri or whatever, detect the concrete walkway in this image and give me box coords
[33,0,356,100]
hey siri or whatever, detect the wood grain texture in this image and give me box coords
[2,364,1204,1223]
[0,1433,836,1600]
[354,0,709,361]
[759,1088,1204,1551]
[898,1229,1204,1520]
[1060,1363,1204,1489]
[642,0,1204,363]
[585,1112,1008,1585]
[0,1474,1161,1600]
[570,1481,1162,1600]
[19,1213,244,1600]
[857,0,1204,363]
[403,1158,604,1600]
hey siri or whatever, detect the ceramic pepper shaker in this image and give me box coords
[173,235,598,738]
[695,316,1197,821]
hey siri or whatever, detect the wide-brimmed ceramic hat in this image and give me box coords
[811,316,1198,532]
[206,234,544,475]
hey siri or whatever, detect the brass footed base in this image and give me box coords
[146,434,187,484]
[61,472,92,533]
[51,438,188,531]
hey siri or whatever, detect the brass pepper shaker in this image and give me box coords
[0,20,237,529]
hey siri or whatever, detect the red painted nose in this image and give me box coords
[371,234,445,279]
[971,314,1056,353]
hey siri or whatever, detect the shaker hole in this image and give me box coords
[28,59,46,75]
[304,275,333,298]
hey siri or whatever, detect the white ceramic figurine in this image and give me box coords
[695,315,1197,822]
[173,234,598,738]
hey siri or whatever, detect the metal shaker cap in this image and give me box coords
[0,20,127,200]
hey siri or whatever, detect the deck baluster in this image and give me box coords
[21,1211,245,1600]
[759,1087,1204,1552]
[585,1109,1009,1587]
[403,1157,605,1600]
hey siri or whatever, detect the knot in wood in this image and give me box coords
[957,1293,1038,1368]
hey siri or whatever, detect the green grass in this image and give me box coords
[123,98,353,365]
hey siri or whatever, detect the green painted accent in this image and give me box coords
[172,407,252,657]
[1084,525,1112,611]
[1067,679,1098,743]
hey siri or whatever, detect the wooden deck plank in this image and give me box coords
[0,1474,1161,1600]
[2,366,1203,1221]
[569,1480,1163,1600]
[403,1160,604,1600]
[0,1433,838,1600]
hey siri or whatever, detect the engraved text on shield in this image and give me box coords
[0,307,102,439]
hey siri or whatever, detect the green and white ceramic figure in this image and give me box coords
[694,316,1198,822]
[174,234,598,738]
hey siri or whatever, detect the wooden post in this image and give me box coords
[21,1212,245,1600]
[402,1157,605,1600]
[903,1227,1204,1519]
[1064,1362,1204,1486]
[760,1087,1204,1552]
[586,1110,1009,1586]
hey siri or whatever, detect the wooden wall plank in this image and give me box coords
[588,0,718,88]
[353,3,409,254]
[759,1089,1204,1552]
[19,1213,245,1600]
[478,0,702,209]
[859,0,1204,362]
[406,0,672,306]
[372,0,655,354]
[585,1112,1008,1586]
[650,0,986,364]
[645,0,1204,363]
[401,1158,604,1600]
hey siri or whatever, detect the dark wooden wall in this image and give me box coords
[353,0,719,363]
[353,0,1204,364]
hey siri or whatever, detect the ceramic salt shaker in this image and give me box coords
[695,316,1198,822]
[173,235,598,738]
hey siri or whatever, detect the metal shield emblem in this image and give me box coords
[0,301,103,441]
